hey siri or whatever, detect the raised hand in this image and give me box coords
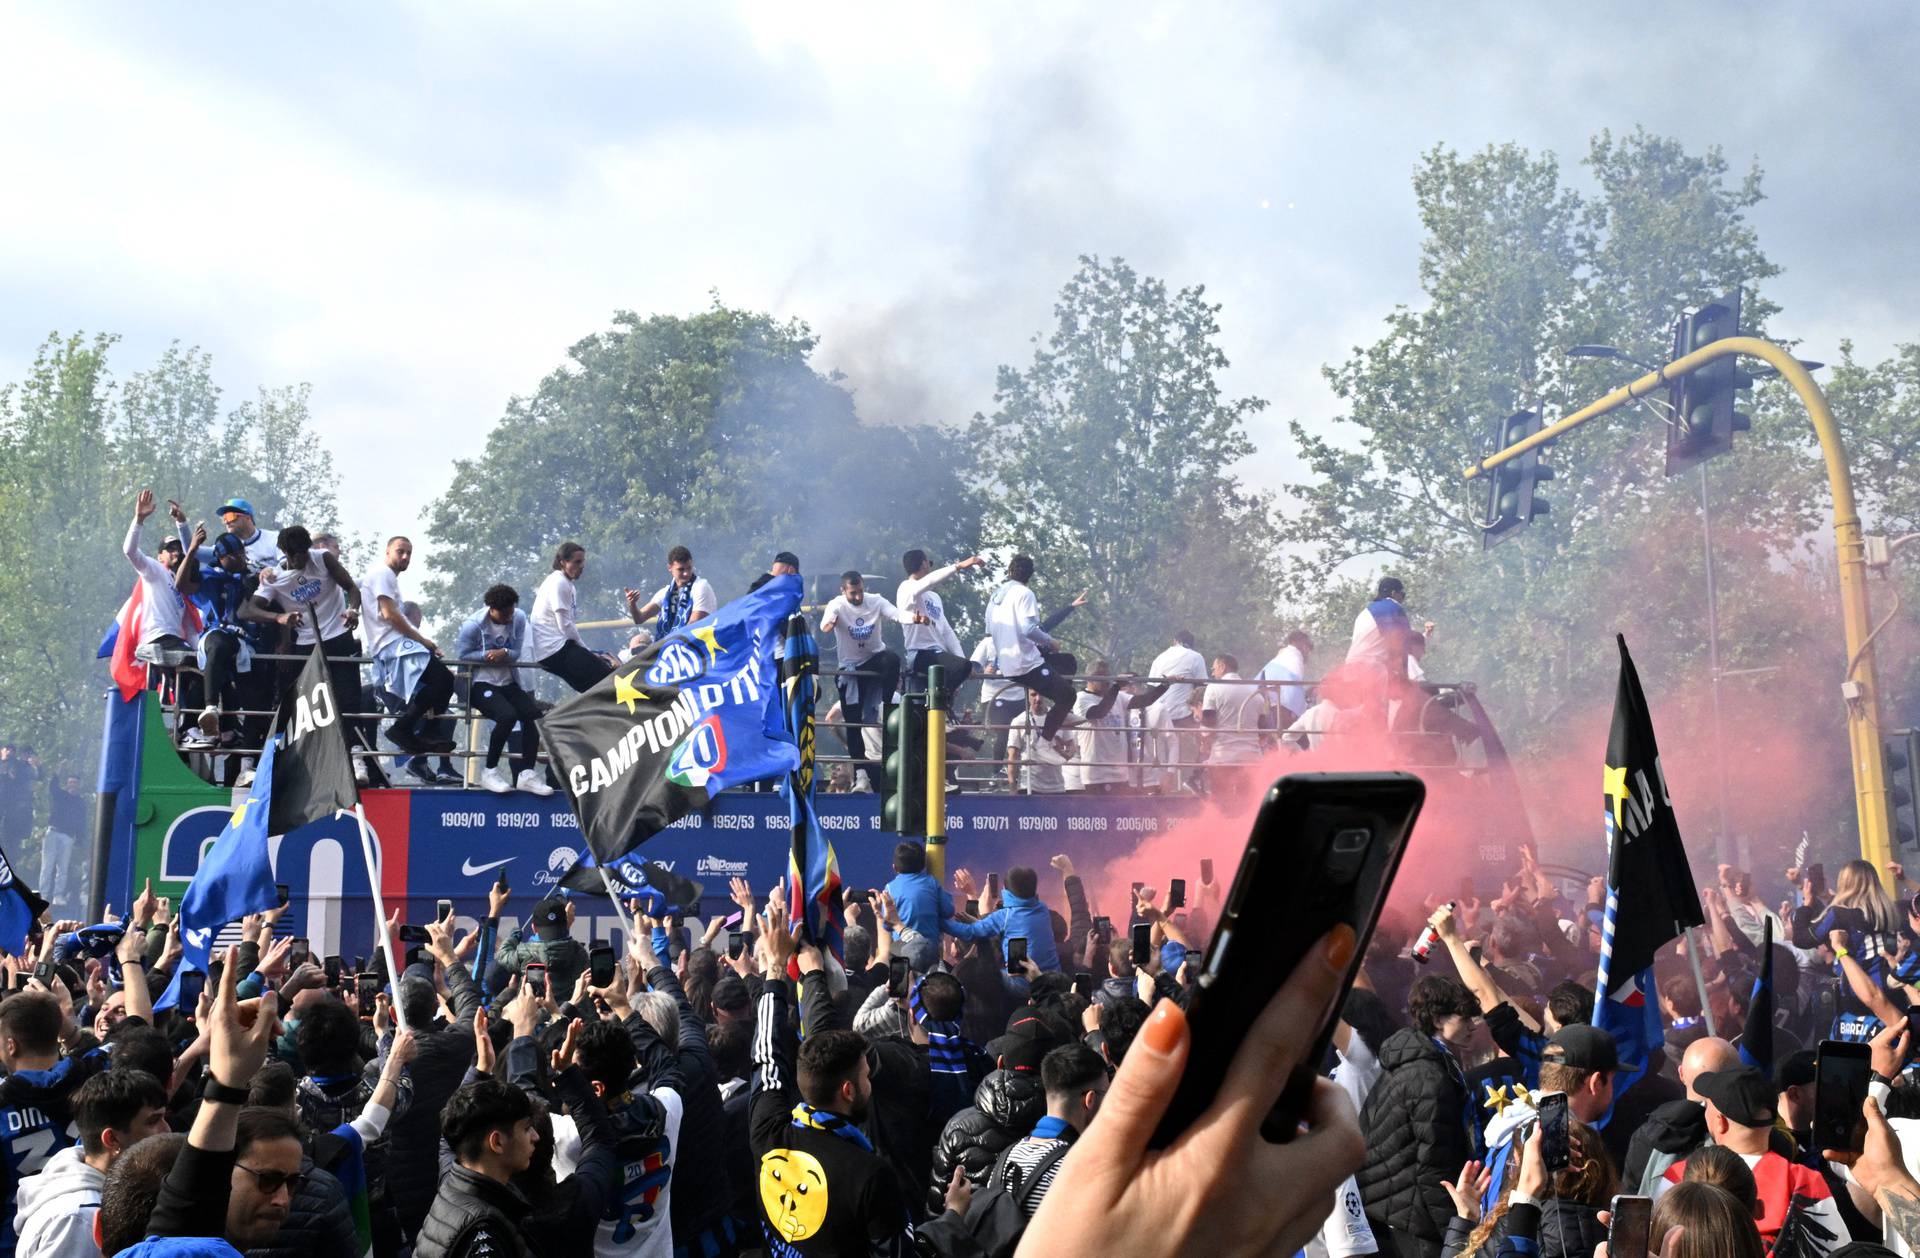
[473,1006,497,1075]
[1441,1160,1492,1223]
[135,489,157,522]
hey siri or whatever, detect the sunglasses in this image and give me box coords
[235,1164,306,1197]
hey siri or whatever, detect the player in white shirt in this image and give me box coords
[984,554,1079,744]
[819,571,925,784]
[249,523,373,783]
[1256,630,1314,725]
[896,549,984,702]
[625,544,718,641]
[363,537,459,775]
[1201,653,1269,799]
[1073,663,1134,794]
[532,541,613,692]
[1008,689,1073,794]
[1146,630,1208,792]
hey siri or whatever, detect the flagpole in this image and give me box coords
[598,866,638,953]
[352,803,410,1033]
[1682,925,1718,1039]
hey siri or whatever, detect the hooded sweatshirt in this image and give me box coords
[13,1144,102,1258]
[942,891,1062,972]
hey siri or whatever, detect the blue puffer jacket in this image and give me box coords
[943,891,1061,972]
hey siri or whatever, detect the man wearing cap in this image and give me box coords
[1539,1024,1618,1131]
[492,896,587,999]
[174,522,277,767]
[1657,1066,1847,1250]
[183,496,279,572]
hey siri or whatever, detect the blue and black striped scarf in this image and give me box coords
[910,977,973,1076]
[791,1101,874,1153]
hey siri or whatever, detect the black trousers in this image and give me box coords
[1006,651,1078,739]
[539,640,611,693]
[906,648,974,703]
[836,650,901,779]
[392,656,456,736]
[984,691,1026,767]
[277,632,373,762]
[202,631,275,751]
[473,682,541,775]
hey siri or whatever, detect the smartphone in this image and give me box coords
[275,882,290,908]
[965,898,980,917]
[179,970,207,1010]
[352,955,365,974]
[1815,1039,1873,1154]
[526,962,547,999]
[1151,771,1426,1149]
[355,973,379,1014]
[1537,1091,1570,1172]
[1607,1195,1651,1258]
[1006,937,1029,975]
[323,955,342,987]
[289,939,311,970]
[589,944,616,988]
[1130,922,1152,967]
[986,872,1001,902]
[722,909,744,931]
[1199,858,1214,886]
[1130,880,1145,901]
[1073,971,1095,999]
[31,960,54,987]
[1093,915,1113,937]
[436,899,454,923]
[397,924,432,944]
[1168,879,1187,911]
[888,954,912,999]
[494,868,510,895]
[727,931,746,960]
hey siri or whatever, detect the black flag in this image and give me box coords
[268,639,360,835]
[539,576,802,865]
[1599,633,1706,984]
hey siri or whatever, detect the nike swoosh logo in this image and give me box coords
[461,857,515,877]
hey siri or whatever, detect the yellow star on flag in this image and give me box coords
[1603,763,1631,829]
[693,624,726,658]
[228,797,252,829]
[613,670,650,714]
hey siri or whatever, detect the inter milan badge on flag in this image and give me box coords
[541,576,803,866]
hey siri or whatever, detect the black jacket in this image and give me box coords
[244,1159,361,1258]
[1440,1199,1607,1258]
[927,1068,1047,1214]
[494,931,589,1001]
[1621,1098,1706,1195]
[1356,1028,1471,1257]
[387,965,486,1236]
[413,1165,535,1258]
[501,1040,623,1255]
[644,960,734,1248]
[749,983,916,1255]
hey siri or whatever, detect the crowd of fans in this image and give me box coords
[120,491,1475,798]
[10,834,1920,1256]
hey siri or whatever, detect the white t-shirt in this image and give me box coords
[820,593,912,667]
[971,636,1013,704]
[1147,644,1207,722]
[123,520,191,646]
[1257,644,1310,717]
[1202,674,1268,763]
[1010,709,1069,793]
[1074,689,1131,787]
[529,570,580,661]
[553,1087,684,1258]
[985,582,1049,677]
[258,554,349,645]
[647,577,718,630]
[361,565,407,657]
[1284,700,1340,752]
[897,564,966,657]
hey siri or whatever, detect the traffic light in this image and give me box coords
[1664,290,1753,475]
[1887,730,1920,850]
[1481,410,1553,550]
[881,696,928,837]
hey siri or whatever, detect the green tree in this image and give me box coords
[970,255,1287,671]
[423,302,982,633]
[1281,129,1858,852]
[0,333,341,837]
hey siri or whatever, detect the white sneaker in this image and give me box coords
[353,761,370,787]
[515,769,555,797]
[479,766,512,794]
[236,769,256,789]
[198,706,220,736]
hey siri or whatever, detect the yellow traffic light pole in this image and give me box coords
[1463,335,1896,878]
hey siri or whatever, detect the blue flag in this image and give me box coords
[779,611,842,962]
[157,736,281,1011]
[539,575,802,866]
[0,847,49,956]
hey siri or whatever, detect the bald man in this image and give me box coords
[1622,1036,1742,1194]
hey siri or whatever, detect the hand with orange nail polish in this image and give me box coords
[1016,925,1365,1257]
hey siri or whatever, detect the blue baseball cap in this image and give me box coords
[217,498,256,518]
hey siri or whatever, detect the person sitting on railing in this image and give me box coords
[249,523,372,785]
[820,570,926,790]
[624,543,718,638]
[456,584,554,797]
[363,538,459,782]
[985,554,1080,751]
[531,541,614,693]
[124,490,206,736]
[897,549,984,707]
[174,524,275,770]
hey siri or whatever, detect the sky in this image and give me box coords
[3,2,1917,592]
